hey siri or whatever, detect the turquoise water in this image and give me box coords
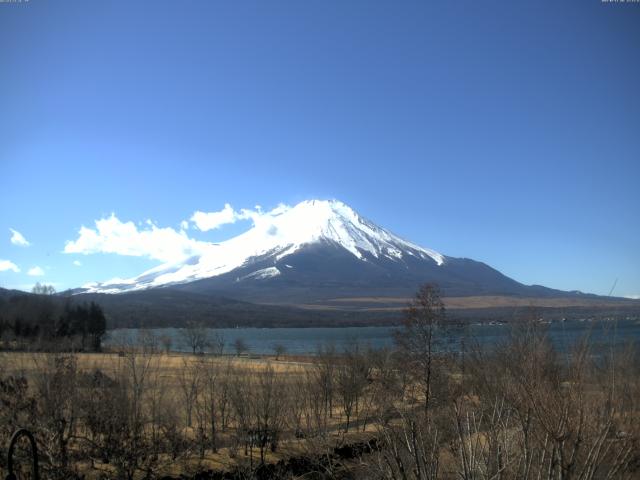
[105,318,640,355]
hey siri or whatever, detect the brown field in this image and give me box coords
[0,351,313,377]
[0,349,379,479]
[311,295,640,310]
[1,318,638,480]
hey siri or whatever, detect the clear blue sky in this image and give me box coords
[1,0,638,297]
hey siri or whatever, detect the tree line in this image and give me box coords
[0,283,106,351]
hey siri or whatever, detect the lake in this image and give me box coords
[104,318,640,355]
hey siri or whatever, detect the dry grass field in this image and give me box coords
[1,314,638,480]
[0,351,313,378]
[314,295,640,310]
[0,349,381,479]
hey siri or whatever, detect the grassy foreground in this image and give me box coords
[1,321,639,479]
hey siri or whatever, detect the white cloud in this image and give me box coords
[27,266,45,276]
[190,204,240,231]
[0,259,20,273]
[624,294,640,300]
[180,220,189,230]
[190,203,293,232]
[64,204,293,266]
[9,228,30,247]
[64,214,207,263]
[73,260,82,267]
[190,203,291,232]
[228,204,290,233]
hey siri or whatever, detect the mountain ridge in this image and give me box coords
[73,199,619,307]
[80,199,447,294]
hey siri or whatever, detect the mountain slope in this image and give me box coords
[81,200,445,294]
[78,199,598,304]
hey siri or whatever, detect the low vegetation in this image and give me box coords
[0,285,638,479]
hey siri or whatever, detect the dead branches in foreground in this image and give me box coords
[0,316,638,479]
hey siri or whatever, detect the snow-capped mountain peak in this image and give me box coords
[82,199,444,294]
[274,199,444,264]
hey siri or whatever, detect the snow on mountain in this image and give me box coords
[82,199,444,294]
[240,266,281,281]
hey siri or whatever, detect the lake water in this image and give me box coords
[105,318,640,355]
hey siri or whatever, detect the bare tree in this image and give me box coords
[447,319,640,480]
[395,283,445,413]
[234,337,249,356]
[33,354,79,475]
[336,344,370,432]
[370,410,440,480]
[190,356,228,457]
[180,321,210,354]
[32,282,56,295]
[115,350,158,479]
[300,369,330,437]
[177,358,201,428]
[210,331,225,356]
[272,343,287,360]
[229,369,252,457]
[159,334,173,354]
[314,344,337,423]
[252,365,286,463]
[216,360,233,432]
[138,328,159,354]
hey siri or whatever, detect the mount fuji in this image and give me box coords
[79,199,574,303]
